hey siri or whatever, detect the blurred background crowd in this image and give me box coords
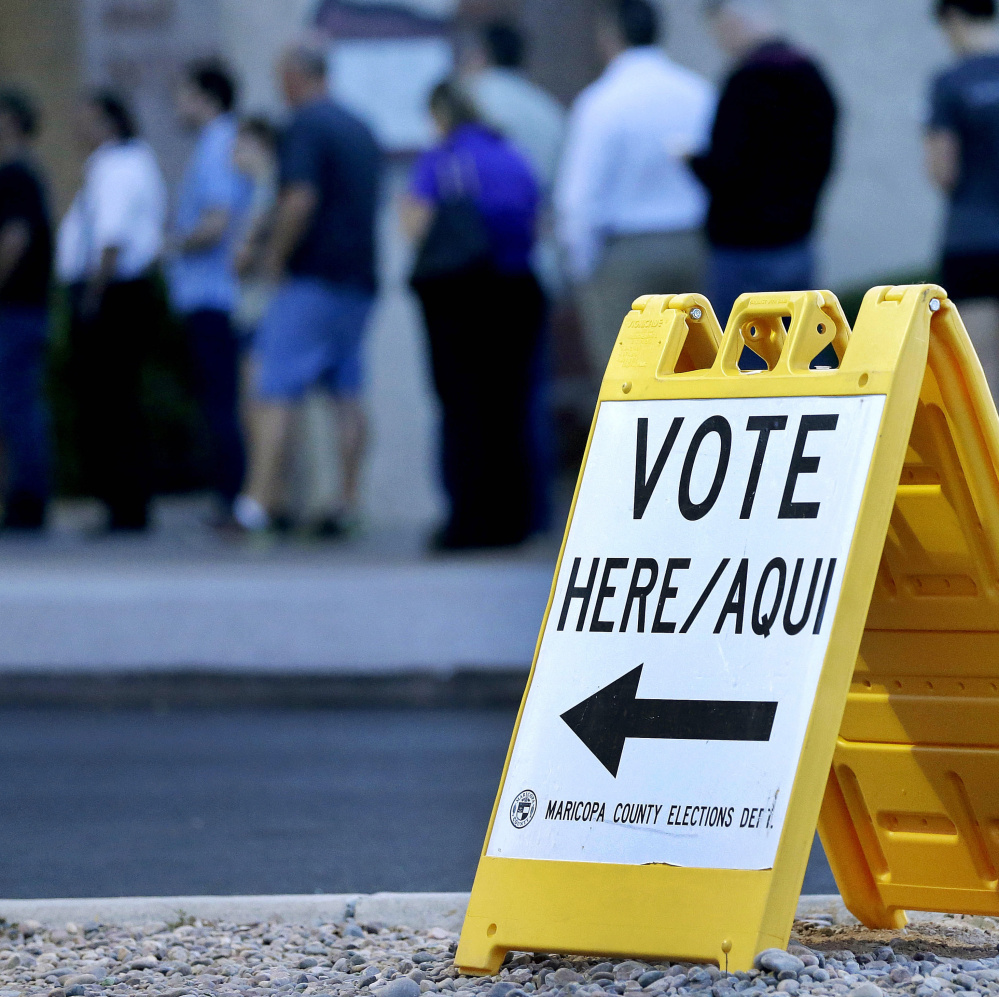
[0,0,995,548]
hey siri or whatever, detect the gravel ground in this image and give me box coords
[0,912,997,997]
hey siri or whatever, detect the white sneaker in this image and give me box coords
[233,494,271,532]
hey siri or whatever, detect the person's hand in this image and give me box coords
[79,280,105,322]
[234,242,255,278]
[259,251,285,283]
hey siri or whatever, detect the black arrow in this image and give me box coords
[560,664,778,777]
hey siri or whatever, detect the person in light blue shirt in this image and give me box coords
[169,60,251,525]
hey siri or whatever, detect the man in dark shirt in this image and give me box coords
[235,43,381,535]
[928,0,999,396]
[691,0,836,325]
[0,89,52,529]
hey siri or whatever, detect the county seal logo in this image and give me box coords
[510,789,537,828]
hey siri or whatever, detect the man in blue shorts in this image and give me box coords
[235,43,381,534]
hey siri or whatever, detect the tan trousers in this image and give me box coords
[576,229,706,378]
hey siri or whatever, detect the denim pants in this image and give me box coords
[707,239,816,326]
[0,305,51,518]
[183,309,246,508]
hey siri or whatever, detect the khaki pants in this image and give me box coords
[576,229,706,378]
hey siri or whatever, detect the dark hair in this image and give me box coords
[613,0,660,46]
[186,59,236,112]
[936,0,995,17]
[428,79,480,131]
[0,88,39,138]
[238,114,278,150]
[91,90,136,140]
[483,21,525,68]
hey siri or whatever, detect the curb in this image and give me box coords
[0,670,530,708]
[0,894,862,933]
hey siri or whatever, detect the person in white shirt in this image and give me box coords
[56,91,166,531]
[555,0,715,380]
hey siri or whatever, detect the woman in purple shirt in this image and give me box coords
[404,80,545,550]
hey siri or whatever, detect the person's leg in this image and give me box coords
[576,240,636,387]
[330,395,366,516]
[953,298,999,398]
[184,309,247,515]
[482,272,545,545]
[707,246,755,327]
[0,306,51,528]
[415,279,463,527]
[98,281,151,529]
[239,279,320,528]
[244,400,296,515]
[319,287,374,528]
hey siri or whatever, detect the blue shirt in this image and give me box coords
[280,98,382,292]
[930,53,999,255]
[168,114,251,314]
[411,123,539,274]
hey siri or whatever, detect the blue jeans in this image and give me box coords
[708,239,815,326]
[0,305,50,524]
[184,309,246,508]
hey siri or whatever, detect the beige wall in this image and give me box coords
[218,0,319,117]
[0,0,82,214]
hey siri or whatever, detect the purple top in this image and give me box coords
[410,123,539,274]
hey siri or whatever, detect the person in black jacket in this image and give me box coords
[691,0,837,324]
[0,89,52,530]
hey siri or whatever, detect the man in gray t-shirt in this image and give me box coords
[928,0,999,394]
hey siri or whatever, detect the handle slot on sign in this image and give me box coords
[717,291,852,376]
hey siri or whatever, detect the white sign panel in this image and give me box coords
[489,394,885,871]
[329,38,453,151]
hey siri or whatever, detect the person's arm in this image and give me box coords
[261,181,318,279]
[176,128,246,255]
[0,219,29,291]
[177,206,230,254]
[926,129,960,192]
[80,244,120,318]
[400,194,432,244]
[688,71,752,192]
[926,73,961,194]
[554,92,616,284]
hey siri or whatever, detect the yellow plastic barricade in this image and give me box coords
[819,287,999,927]
[455,284,995,976]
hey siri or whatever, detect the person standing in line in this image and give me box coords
[928,0,999,395]
[555,0,715,381]
[169,60,252,528]
[462,20,567,535]
[232,116,279,342]
[0,89,53,530]
[403,80,544,550]
[464,21,566,196]
[57,92,166,532]
[234,44,381,536]
[691,0,837,327]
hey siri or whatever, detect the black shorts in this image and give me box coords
[942,251,999,301]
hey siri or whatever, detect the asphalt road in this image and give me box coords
[0,708,836,898]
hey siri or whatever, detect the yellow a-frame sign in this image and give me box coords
[456,284,999,974]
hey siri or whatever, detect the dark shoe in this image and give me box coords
[2,492,46,530]
[308,512,359,540]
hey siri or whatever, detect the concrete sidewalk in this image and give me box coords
[0,499,556,676]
